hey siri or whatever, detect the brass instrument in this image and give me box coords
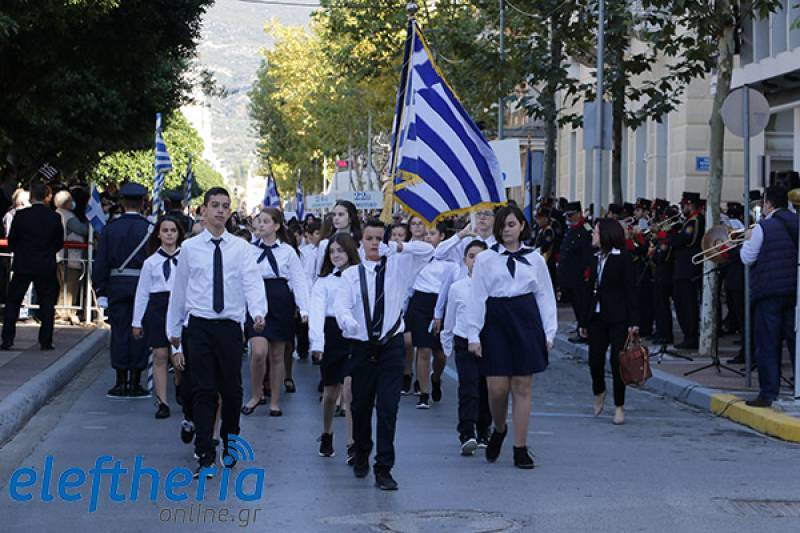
[691,224,756,265]
[643,211,684,234]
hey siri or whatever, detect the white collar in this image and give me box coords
[202,228,230,242]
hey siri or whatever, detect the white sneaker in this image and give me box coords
[460,438,478,456]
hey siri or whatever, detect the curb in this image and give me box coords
[554,333,800,443]
[0,329,108,446]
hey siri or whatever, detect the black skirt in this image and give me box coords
[406,290,441,350]
[143,291,170,349]
[320,317,351,386]
[245,278,296,341]
[479,293,548,377]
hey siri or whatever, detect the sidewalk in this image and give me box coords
[0,323,108,445]
[555,305,800,442]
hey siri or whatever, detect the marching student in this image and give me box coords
[296,219,321,362]
[441,239,492,455]
[131,216,185,419]
[335,219,434,490]
[316,200,362,276]
[241,207,310,417]
[309,233,360,459]
[406,222,457,409]
[166,187,267,477]
[433,208,497,268]
[466,205,557,469]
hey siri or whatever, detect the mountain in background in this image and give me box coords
[198,0,313,185]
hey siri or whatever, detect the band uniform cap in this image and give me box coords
[726,202,744,217]
[653,198,669,210]
[120,183,148,199]
[636,198,652,210]
[536,207,552,218]
[622,202,635,215]
[680,191,701,205]
[564,201,582,215]
[749,189,762,202]
[608,204,623,216]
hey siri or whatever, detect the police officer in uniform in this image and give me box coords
[163,190,194,234]
[669,192,704,350]
[558,201,593,344]
[93,183,153,397]
[533,207,558,289]
[650,201,677,344]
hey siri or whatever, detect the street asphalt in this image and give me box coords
[1,345,799,532]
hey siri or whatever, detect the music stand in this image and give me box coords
[684,342,744,377]
[651,343,694,364]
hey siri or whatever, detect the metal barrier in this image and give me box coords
[0,238,100,325]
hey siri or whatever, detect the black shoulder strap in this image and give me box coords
[358,264,375,342]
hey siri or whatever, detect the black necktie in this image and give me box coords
[256,242,280,278]
[333,270,342,278]
[211,238,224,313]
[502,248,535,278]
[371,257,387,339]
[158,249,178,281]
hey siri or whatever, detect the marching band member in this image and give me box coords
[670,192,704,350]
[558,201,592,344]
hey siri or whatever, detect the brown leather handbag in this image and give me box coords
[619,332,652,386]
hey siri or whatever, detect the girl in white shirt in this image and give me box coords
[132,216,184,419]
[401,215,432,395]
[309,233,361,459]
[241,208,310,417]
[406,222,457,409]
[466,205,557,470]
[315,200,362,277]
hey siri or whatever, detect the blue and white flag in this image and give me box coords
[86,184,106,233]
[388,22,505,224]
[262,176,281,209]
[183,155,195,204]
[153,113,172,214]
[295,176,305,220]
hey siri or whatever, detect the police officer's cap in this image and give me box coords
[120,183,148,199]
[163,189,184,203]
[564,201,582,215]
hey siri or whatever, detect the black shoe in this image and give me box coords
[128,383,151,399]
[269,408,283,417]
[431,376,442,402]
[106,383,127,398]
[745,396,773,408]
[319,433,334,457]
[353,455,369,478]
[401,374,412,395]
[346,444,356,466]
[459,434,478,456]
[180,420,195,444]
[155,403,170,419]
[193,455,216,479]
[220,448,237,469]
[0,342,12,350]
[40,343,55,351]
[485,427,507,463]
[477,433,489,449]
[284,379,296,393]
[416,393,430,410]
[374,469,398,491]
[413,379,420,396]
[241,402,260,416]
[513,446,535,469]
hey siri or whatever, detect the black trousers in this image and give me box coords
[637,277,654,337]
[107,287,148,370]
[295,316,309,358]
[673,278,699,343]
[179,327,194,422]
[653,282,674,342]
[2,270,58,346]
[186,316,244,458]
[454,337,491,438]
[588,316,627,406]
[561,287,583,329]
[349,334,405,470]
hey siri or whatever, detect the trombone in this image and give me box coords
[691,224,755,265]
[643,212,684,234]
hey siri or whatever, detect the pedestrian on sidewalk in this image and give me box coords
[166,187,267,478]
[309,233,360,460]
[740,186,798,408]
[441,239,491,456]
[335,219,433,490]
[466,205,558,469]
[579,219,639,425]
[1,180,63,351]
[240,207,310,417]
[131,216,185,419]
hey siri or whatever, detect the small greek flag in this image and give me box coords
[263,176,280,209]
[86,184,106,233]
[38,163,59,181]
[153,113,172,214]
[183,155,195,204]
[295,176,305,220]
[389,21,505,224]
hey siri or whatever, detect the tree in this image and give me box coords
[0,0,213,177]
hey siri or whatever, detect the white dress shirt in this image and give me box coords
[440,276,472,357]
[434,233,496,264]
[740,209,784,266]
[412,257,460,294]
[251,239,311,317]
[300,243,319,284]
[132,247,180,328]
[465,244,558,345]
[166,229,267,339]
[335,240,434,341]
[309,270,346,353]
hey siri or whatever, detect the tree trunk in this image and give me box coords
[610,37,626,204]
[541,16,561,199]
[700,2,735,356]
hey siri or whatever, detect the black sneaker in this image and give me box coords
[413,379,420,396]
[431,376,442,402]
[180,420,195,444]
[346,444,356,466]
[401,374,412,395]
[374,468,398,491]
[513,446,535,469]
[106,383,127,398]
[353,454,370,478]
[416,393,430,410]
[155,402,170,419]
[485,427,507,463]
[319,433,334,457]
[220,449,237,469]
[745,396,773,408]
[128,384,151,399]
[193,455,216,479]
[477,433,489,449]
[459,434,478,456]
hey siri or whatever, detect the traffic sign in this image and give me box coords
[720,87,770,138]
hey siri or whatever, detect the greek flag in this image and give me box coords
[153,113,172,214]
[183,155,195,204]
[295,176,305,220]
[262,176,280,209]
[86,184,106,233]
[388,21,505,224]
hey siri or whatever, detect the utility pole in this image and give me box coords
[593,0,605,221]
[367,110,374,191]
[498,0,505,140]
